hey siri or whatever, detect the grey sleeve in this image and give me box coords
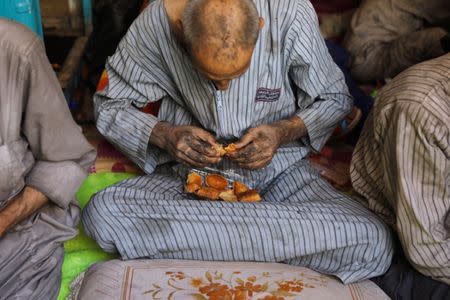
[21,38,96,208]
[288,1,353,152]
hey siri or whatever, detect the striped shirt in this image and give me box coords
[351,53,450,284]
[94,0,352,186]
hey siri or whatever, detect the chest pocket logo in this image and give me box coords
[255,88,281,103]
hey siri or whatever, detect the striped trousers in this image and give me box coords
[82,161,394,283]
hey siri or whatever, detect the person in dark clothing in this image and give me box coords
[84,0,149,89]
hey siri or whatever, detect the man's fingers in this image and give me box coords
[230,142,273,163]
[200,134,218,147]
[176,150,208,168]
[193,129,222,156]
[233,129,258,149]
[227,133,259,159]
[190,138,221,158]
[178,147,221,166]
[193,127,216,143]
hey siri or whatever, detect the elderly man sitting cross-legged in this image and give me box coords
[82,0,394,283]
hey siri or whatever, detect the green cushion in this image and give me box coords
[58,172,137,300]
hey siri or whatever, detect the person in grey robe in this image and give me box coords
[0,19,96,299]
[82,0,394,284]
[343,0,450,83]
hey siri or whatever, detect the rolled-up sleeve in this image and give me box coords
[20,37,96,208]
[287,1,353,152]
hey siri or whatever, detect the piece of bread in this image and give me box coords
[214,144,227,156]
[195,187,221,200]
[219,189,238,202]
[233,181,249,195]
[185,183,201,194]
[205,174,228,190]
[224,143,237,154]
[214,143,237,156]
[237,189,261,202]
[187,172,202,186]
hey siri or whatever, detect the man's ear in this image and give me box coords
[259,17,265,29]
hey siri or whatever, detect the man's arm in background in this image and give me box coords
[0,187,47,237]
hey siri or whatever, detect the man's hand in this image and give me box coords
[0,186,48,237]
[227,125,281,169]
[150,122,222,167]
[228,116,307,170]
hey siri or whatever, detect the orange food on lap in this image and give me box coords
[185,182,201,194]
[237,189,262,202]
[187,172,202,186]
[219,189,238,202]
[195,187,221,200]
[233,181,249,195]
[205,174,228,190]
[185,172,261,202]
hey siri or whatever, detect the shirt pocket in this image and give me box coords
[0,140,29,206]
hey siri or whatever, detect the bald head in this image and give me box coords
[180,0,262,89]
[182,0,260,54]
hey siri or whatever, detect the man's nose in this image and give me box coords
[214,80,230,90]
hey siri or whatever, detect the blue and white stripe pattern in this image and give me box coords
[83,161,393,283]
[83,0,394,283]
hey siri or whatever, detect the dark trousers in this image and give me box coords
[372,241,450,300]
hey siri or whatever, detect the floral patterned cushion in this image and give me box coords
[71,259,389,300]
